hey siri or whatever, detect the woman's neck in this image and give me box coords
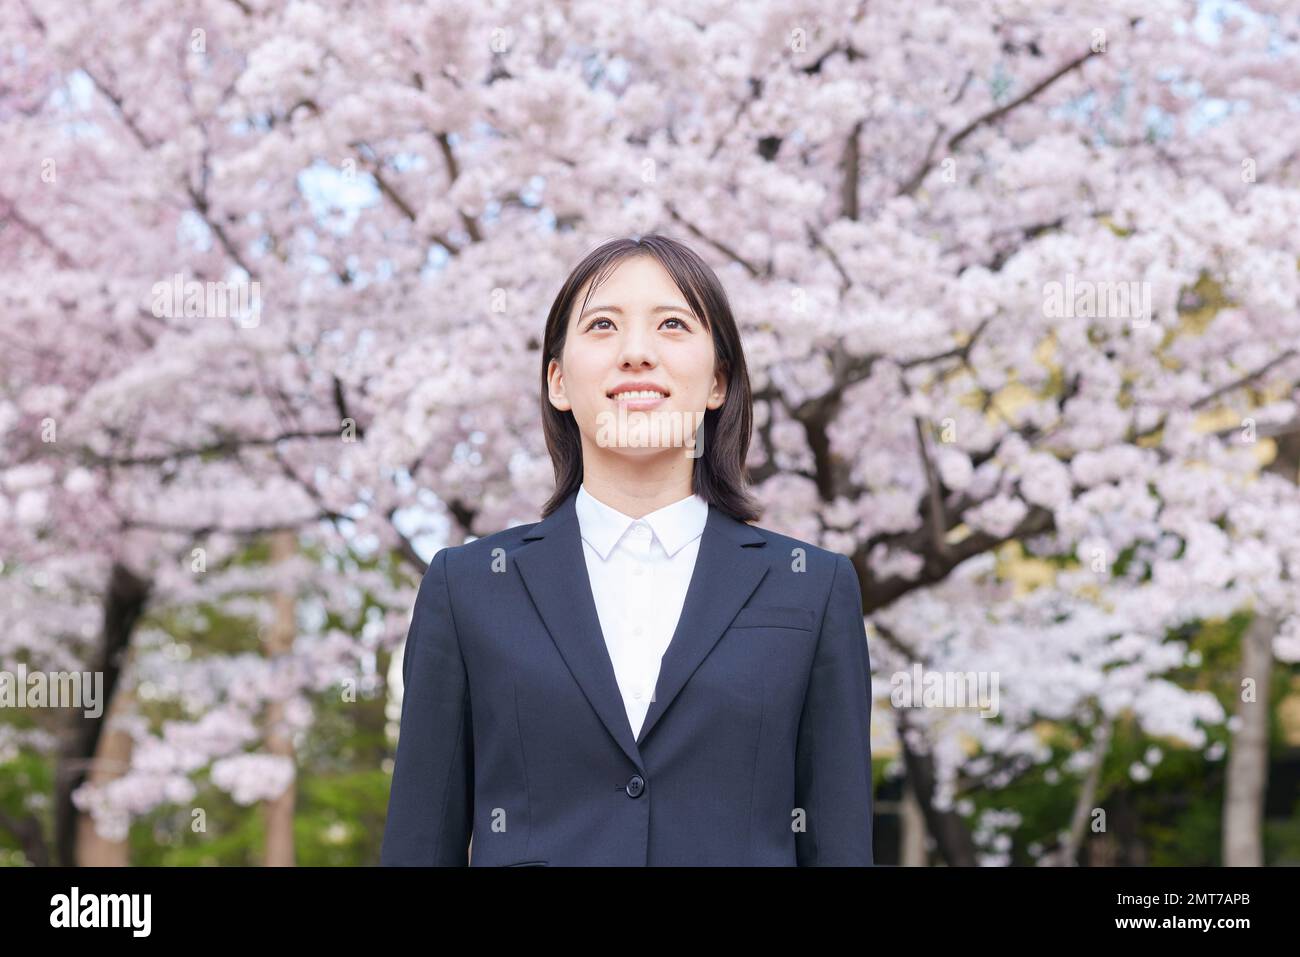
[579,451,696,519]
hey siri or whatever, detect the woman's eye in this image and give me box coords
[587,317,688,331]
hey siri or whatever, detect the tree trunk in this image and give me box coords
[76,685,135,865]
[1048,716,1112,866]
[1222,425,1300,865]
[262,529,298,866]
[900,775,929,866]
[896,711,979,865]
[1222,612,1275,866]
[0,809,49,866]
[56,561,149,866]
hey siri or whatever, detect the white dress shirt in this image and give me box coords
[574,483,710,739]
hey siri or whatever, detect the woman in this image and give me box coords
[381,234,874,866]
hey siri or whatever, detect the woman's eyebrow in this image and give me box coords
[578,304,694,319]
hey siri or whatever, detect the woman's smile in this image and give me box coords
[611,393,668,410]
[608,386,671,410]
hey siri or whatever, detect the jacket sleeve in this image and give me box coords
[380,546,474,866]
[794,553,874,866]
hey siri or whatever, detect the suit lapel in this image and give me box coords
[635,501,768,745]
[514,488,769,770]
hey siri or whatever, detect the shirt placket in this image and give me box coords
[624,520,656,707]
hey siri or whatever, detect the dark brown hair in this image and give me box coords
[539,234,761,523]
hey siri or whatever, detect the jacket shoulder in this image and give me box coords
[437,520,541,571]
[742,521,845,569]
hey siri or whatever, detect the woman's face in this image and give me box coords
[547,255,726,459]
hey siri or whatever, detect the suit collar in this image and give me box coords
[574,483,710,559]
[517,487,767,771]
[524,486,763,548]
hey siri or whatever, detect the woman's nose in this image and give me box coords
[617,329,657,368]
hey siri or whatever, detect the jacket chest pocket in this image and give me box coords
[728,605,815,632]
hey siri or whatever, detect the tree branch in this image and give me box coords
[897,50,1099,197]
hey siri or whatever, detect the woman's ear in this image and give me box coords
[707,368,727,410]
[547,357,572,411]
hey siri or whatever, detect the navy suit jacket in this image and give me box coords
[380,488,874,866]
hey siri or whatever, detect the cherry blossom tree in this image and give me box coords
[2,0,1298,864]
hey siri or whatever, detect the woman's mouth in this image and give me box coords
[608,388,669,411]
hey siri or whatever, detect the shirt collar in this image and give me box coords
[575,483,709,560]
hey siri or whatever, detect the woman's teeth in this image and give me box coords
[611,390,666,400]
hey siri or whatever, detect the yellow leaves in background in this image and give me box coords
[994,540,1058,599]
[1279,679,1300,747]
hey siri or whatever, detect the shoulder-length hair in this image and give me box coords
[539,234,762,523]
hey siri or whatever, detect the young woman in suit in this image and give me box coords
[381,234,874,866]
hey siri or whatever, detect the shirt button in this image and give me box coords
[632,566,643,576]
[632,625,643,636]
[633,689,642,699]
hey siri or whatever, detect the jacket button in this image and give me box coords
[625,774,645,798]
